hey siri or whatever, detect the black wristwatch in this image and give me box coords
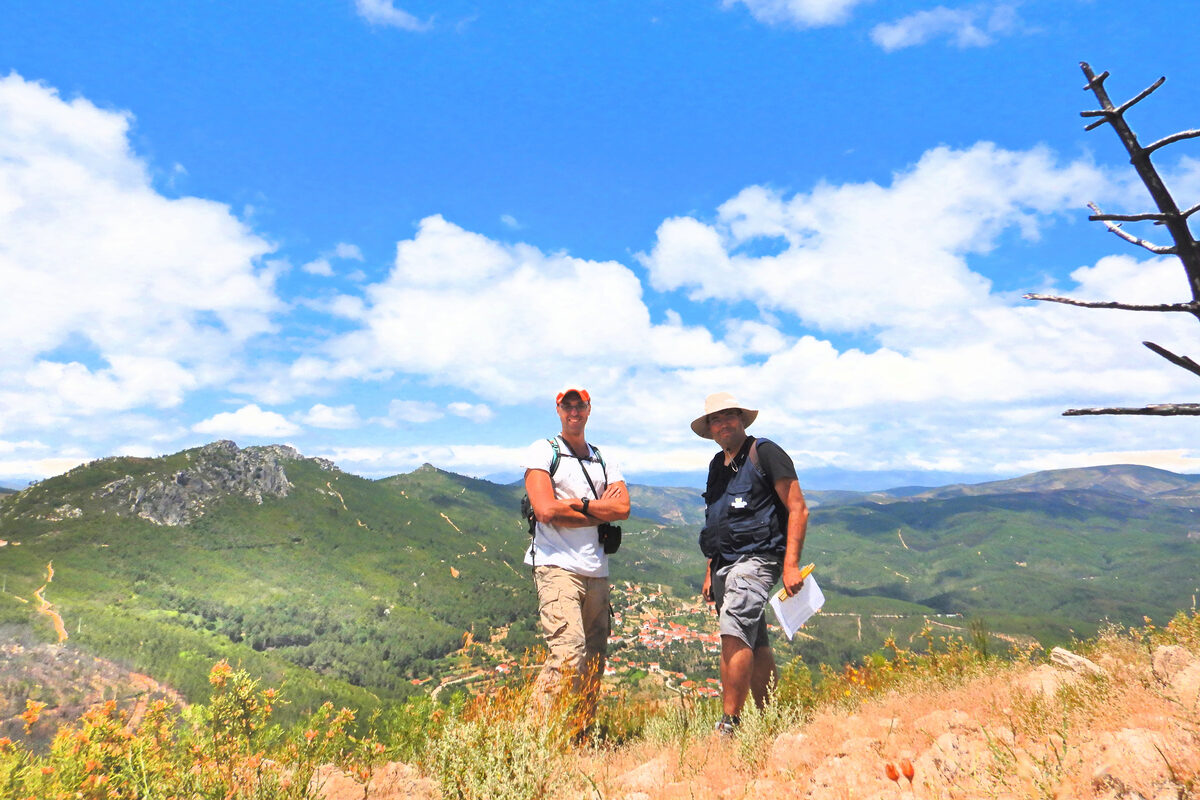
[581,498,590,516]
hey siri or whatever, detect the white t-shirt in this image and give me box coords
[522,436,624,578]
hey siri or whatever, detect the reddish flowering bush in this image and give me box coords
[19,701,46,734]
[0,661,387,800]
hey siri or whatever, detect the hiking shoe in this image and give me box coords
[715,714,740,736]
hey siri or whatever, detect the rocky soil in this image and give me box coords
[320,635,1200,800]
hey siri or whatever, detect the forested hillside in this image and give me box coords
[0,442,695,722]
[2,443,1199,727]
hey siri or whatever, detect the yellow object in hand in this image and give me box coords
[776,563,816,600]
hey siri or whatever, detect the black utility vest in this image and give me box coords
[699,437,787,561]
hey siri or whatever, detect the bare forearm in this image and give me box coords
[576,482,629,522]
[543,500,598,528]
[784,509,807,568]
[580,497,629,522]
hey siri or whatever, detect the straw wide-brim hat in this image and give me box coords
[690,392,758,439]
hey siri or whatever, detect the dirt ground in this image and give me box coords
[319,637,1200,800]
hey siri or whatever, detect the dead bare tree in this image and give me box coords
[1025,62,1200,416]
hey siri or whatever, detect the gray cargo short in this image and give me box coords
[713,554,781,649]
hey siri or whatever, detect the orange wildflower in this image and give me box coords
[20,700,47,733]
[208,660,234,687]
[900,757,915,784]
[885,762,900,783]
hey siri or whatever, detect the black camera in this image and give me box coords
[520,493,536,535]
[598,522,622,554]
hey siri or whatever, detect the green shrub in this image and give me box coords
[422,683,576,800]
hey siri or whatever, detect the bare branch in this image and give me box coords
[1088,212,1168,223]
[1116,76,1166,115]
[1064,404,1200,416]
[1143,340,1200,379]
[1023,294,1200,313]
[1088,203,1177,254]
[1079,63,1200,299]
[1143,129,1200,156]
[1050,65,1200,419]
[1098,221,1178,254]
[1154,203,1200,226]
[1081,67,1110,91]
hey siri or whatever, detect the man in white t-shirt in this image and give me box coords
[522,385,629,713]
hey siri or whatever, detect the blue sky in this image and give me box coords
[4,1,1200,489]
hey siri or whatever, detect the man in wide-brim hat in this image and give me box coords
[692,391,809,735]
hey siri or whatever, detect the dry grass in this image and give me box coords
[528,614,1200,800]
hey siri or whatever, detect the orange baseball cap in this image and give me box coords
[556,385,591,404]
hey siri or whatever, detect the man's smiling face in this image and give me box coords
[707,408,746,450]
[557,393,590,433]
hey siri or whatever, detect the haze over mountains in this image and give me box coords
[2,440,1199,724]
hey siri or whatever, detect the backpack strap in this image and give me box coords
[747,436,790,525]
[557,437,608,499]
[747,438,761,475]
[589,444,609,484]
[551,437,607,483]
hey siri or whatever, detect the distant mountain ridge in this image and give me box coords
[891,464,1200,505]
[800,464,1200,509]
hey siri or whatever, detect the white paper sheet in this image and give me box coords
[769,575,825,640]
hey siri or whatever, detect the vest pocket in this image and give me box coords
[724,511,770,553]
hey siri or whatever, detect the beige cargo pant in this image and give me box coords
[532,565,609,713]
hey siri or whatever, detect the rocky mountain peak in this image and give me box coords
[90,440,331,527]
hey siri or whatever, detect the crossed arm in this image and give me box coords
[524,468,630,528]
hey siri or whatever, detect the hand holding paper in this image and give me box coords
[769,563,825,640]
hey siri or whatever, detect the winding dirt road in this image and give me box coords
[34,561,68,643]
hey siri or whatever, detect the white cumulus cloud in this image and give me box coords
[610,140,1200,471]
[871,4,1024,51]
[0,73,278,434]
[723,0,871,28]
[299,403,361,429]
[386,399,444,425]
[333,242,364,260]
[192,404,301,438]
[302,258,334,276]
[324,214,734,404]
[448,402,494,423]
[639,143,1108,340]
[355,0,431,31]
